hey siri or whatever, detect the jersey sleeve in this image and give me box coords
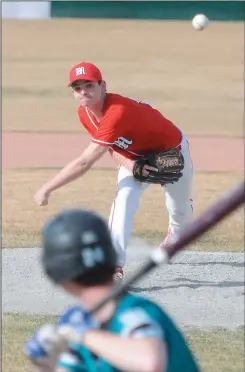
[118,307,165,339]
[92,108,124,146]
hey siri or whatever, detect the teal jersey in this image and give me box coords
[58,293,200,372]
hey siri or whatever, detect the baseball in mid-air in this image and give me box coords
[192,14,209,31]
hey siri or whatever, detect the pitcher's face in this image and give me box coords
[71,80,105,107]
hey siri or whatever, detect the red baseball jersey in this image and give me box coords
[78,93,182,160]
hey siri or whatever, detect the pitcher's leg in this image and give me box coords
[161,139,194,246]
[109,166,148,268]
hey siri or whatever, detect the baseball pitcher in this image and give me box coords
[34,62,193,280]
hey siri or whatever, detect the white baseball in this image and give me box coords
[192,14,209,31]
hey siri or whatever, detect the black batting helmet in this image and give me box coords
[41,209,117,285]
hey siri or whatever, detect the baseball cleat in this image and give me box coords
[113,266,124,281]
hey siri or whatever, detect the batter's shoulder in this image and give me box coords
[120,293,163,313]
[120,294,183,333]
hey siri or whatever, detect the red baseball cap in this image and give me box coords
[68,62,103,87]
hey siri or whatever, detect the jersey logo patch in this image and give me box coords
[114,136,133,150]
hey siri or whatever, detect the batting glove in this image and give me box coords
[56,305,100,344]
[25,323,68,370]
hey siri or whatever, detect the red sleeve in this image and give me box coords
[92,108,124,146]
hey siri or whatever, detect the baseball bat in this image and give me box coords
[89,180,245,315]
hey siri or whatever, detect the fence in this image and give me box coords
[2,1,244,21]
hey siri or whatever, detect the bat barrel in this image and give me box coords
[167,180,245,259]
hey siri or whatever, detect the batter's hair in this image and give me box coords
[72,266,115,287]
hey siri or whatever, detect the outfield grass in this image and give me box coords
[186,327,244,372]
[2,313,244,372]
[2,169,244,250]
[2,19,243,137]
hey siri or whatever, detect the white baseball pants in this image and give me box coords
[108,134,194,267]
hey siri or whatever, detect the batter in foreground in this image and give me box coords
[25,208,200,372]
[34,62,194,280]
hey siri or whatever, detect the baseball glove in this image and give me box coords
[133,147,184,185]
